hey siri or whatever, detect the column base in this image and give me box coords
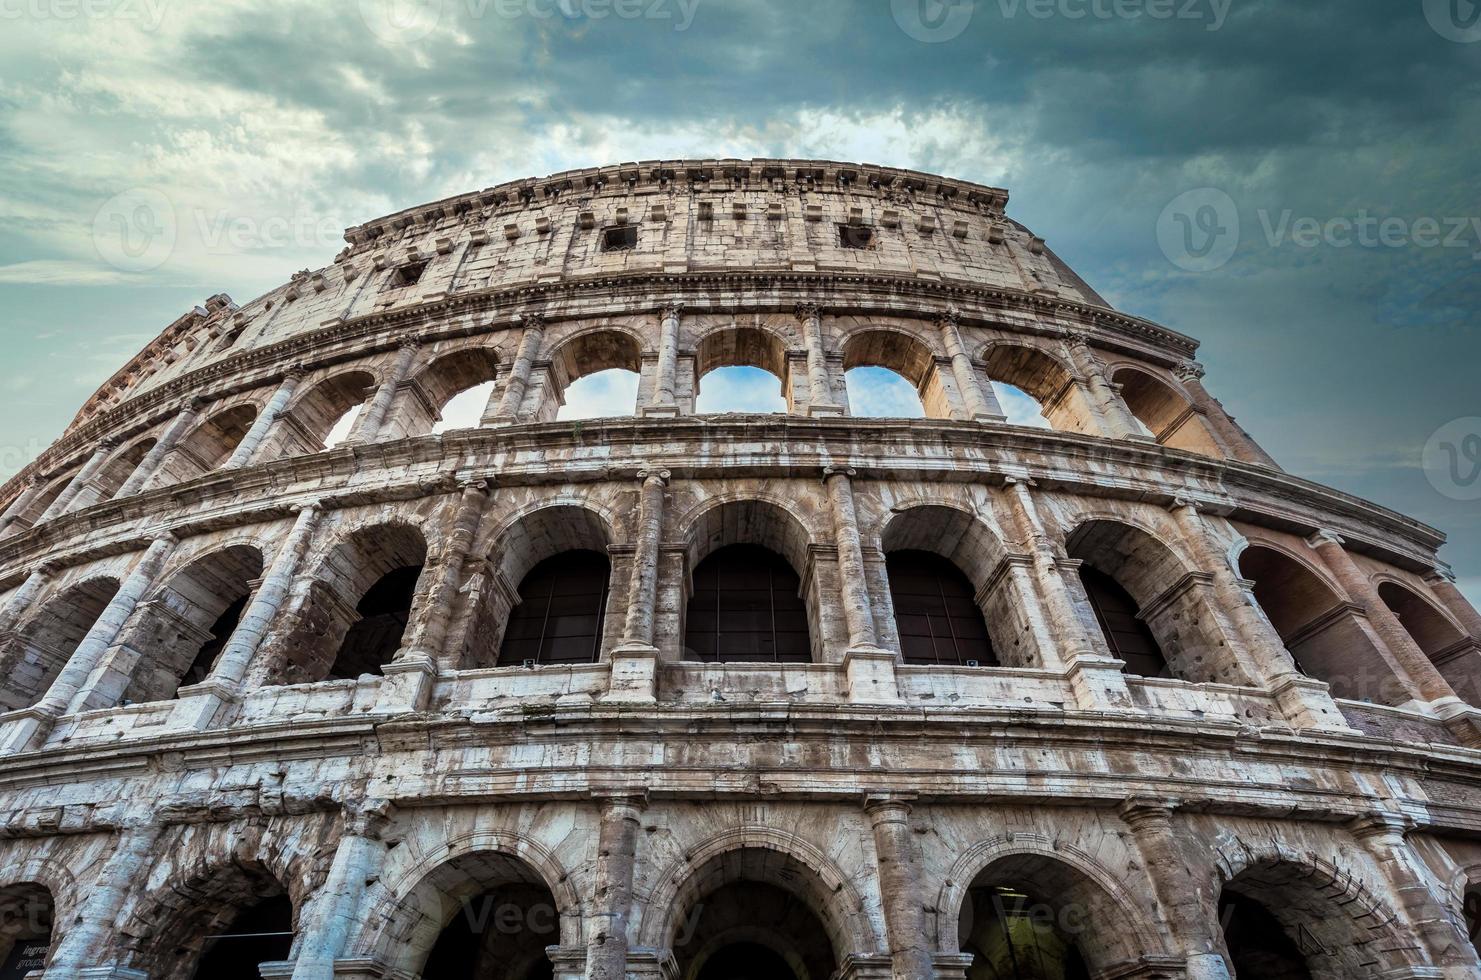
[805,403,845,417]
[971,413,1007,424]
[837,953,894,980]
[626,947,679,980]
[74,969,153,980]
[1423,697,1481,749]
[545,946,587,980]
[168,679,241,731]
[932,952,976,979]
[638,404,681,418]
[604,644,660,704]
[259,962,295,979]
[375,652,438,714]
[1065,655,1134,712]
[287,959,416,980]
[0,704,59,753]
[1268,673,1357,733]
[843,646,902,704]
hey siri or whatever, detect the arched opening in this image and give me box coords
[957,853,1145,979]
[173,405,258,476]
[885,550,997,667]
[1377,581,1477,700]
[1112,367,1225,458]
[127,864,294,980]
[191,895,294,980]
[283,371,376,455]
[549,331,642,422]
[0,576,120,711]
[464,505,615,669]
[1238,546,1412,705]
[495,551,610,667]
[101,545,263,708]
[411,348,501,437]
[1216,858,1424,979]
[1464,881,1481,959]
[981,345,1088,435]
[667,848,845,980]
[10,472,76,529]
[90,437,157,504]
[694,327,791,415]
[1066,520,1234,683]
[380,851,565,980]
[266,523,427,685]
[843,331,944,419]
[684,544,810,663]
[0,882,53,976]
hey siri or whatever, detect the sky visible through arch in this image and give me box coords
[0,1,1476,601]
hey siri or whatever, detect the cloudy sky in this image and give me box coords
[0,0,1477,600]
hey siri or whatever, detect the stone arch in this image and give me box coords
[9,470,77,530]
[842,328,948,418]
[274,370,377,456]
[169,403,259,479]
[462,502,618,669]
[1236,541,1411,706]
[1213,842,1429,978]
[540,327,644,422]
[0,574,120,711]
[1110,365,1226,458]
[938,837,1165,976]
[0,855,75,975]
[356,830,582,975]
[979,341,1089,434]
[1375,578,1479,701]
[639,826,882,962]
[404,346,501,437]
[692,324,793,414]
[263,519,429,685]
[88,435,158,505]
[1066,515,1248,684]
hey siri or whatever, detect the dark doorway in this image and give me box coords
[421,884,559,980]
[1218,891,1313,980]
[329,564,422,678]
[694,941,798,980]
[192,894,294,980]
[684,544,811,663]
[961,885,1091,980]
[887,550,997,666]
[1078,566,1167,678]
[496,550,611,666]
[180,593,250,690]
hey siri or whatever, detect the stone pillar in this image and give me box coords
[1307,530,1455,704]
[1119,800,1232,980]
[642,304,682,417]
[1001,477,1133,710]
[1065,338,1148,441]
[1349,812,1481,978]
[223,367,305,468]
[938,310,1002,422]
[0,562,53,635]
[44,821,163,980]
[1426,565,1481,643]
[115,398,204,498]
[864,795,935,980]
[1174,362,1280,469]
[585,794,644,980]
[348,338,420,445]
[797,303,842,416]
[492,313,546,422]
[608,470,669,704]
[39,439,117,522]
[824,465,898,702]
[172,503,322,729]
[291,800,394,980]
[0,475,47,535]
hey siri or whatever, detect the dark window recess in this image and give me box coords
[684,544,811,664]
[886,550,997,667]
[389,261,428,287]
[1078,566,1168,678]
[602,226,638,251]
[191,895,294,980]
[422,886,558,980]
[179,593,250,692]
[497,550,610,667]
[1218,891,1314,980]
[328,565,422,679]
[838,224,874,249]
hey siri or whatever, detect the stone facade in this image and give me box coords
[0,159,1478,979]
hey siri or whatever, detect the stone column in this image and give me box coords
[291,800,394,980]
[223,366,305,468]
[0,562,53,635]
[824,465,898,702]
[1425,565,1481,643]
[38,439,117,522]
[1001,477,1132,710]
[115,398,205,498]
[3,533,176,750]
[1349,812,1481,978]
[585,794,645,980]
[44,821,163,980]
[864,795,935,980]
[797,303,842,416]
[172,503,323,729]
[0,475,47,535]
[491,313,546,422]
[607,470,669,703]
[1307,530,1455,704]
[938,310,1002,422]
[1065,338,1148,441]
[1119,800,1232,980]
[348,338,420,444]
[642,304,682,417]
[1174,362,1280,469]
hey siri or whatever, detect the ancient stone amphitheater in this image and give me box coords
[0,159,1478,980]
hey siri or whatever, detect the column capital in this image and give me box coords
[1168,494,1202,515]
[150,529,180,547]
[284,361,309,380]
[794,301,823,321]
[519,311,546,331]
[591,788,649,816]
[1118,797,1178,830]
[1426,563,1458,585]
[1174,360,1207,383]
[1347,810,1414,843]
[28,561,56,579]
[290,499,324,516]
[1306,528,1346,550]
[637,468,671,487]
[184,394,208,412]
[657,302,684,320]
[935,305,962,328]
[396,334,422,351]
[344,797,396,840]
[862,793,916,821]
[1003,474,1038,489]
[97,436,121,452]
[458,478,492,496]
[822,464,857,481]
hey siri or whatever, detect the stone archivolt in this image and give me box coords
[0,160,1477,979]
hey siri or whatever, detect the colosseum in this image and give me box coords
[0,158,1478,980]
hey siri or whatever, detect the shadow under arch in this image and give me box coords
[842,328,946,418]
[541,327,644,422]
[1376,578,1480,702]
[274,370,377,456]
[1110,365,1227,459]
[0,574,121,711]
[404,346,501,437]
[693,324,793,414]
[979,342,1090,435]
[0,879,56,975]
[937,837,1167,978]
[163,403,259,482]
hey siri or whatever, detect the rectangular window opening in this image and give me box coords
[838,224,874,249]
[390,261,428,288]
[602,226,638,251]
